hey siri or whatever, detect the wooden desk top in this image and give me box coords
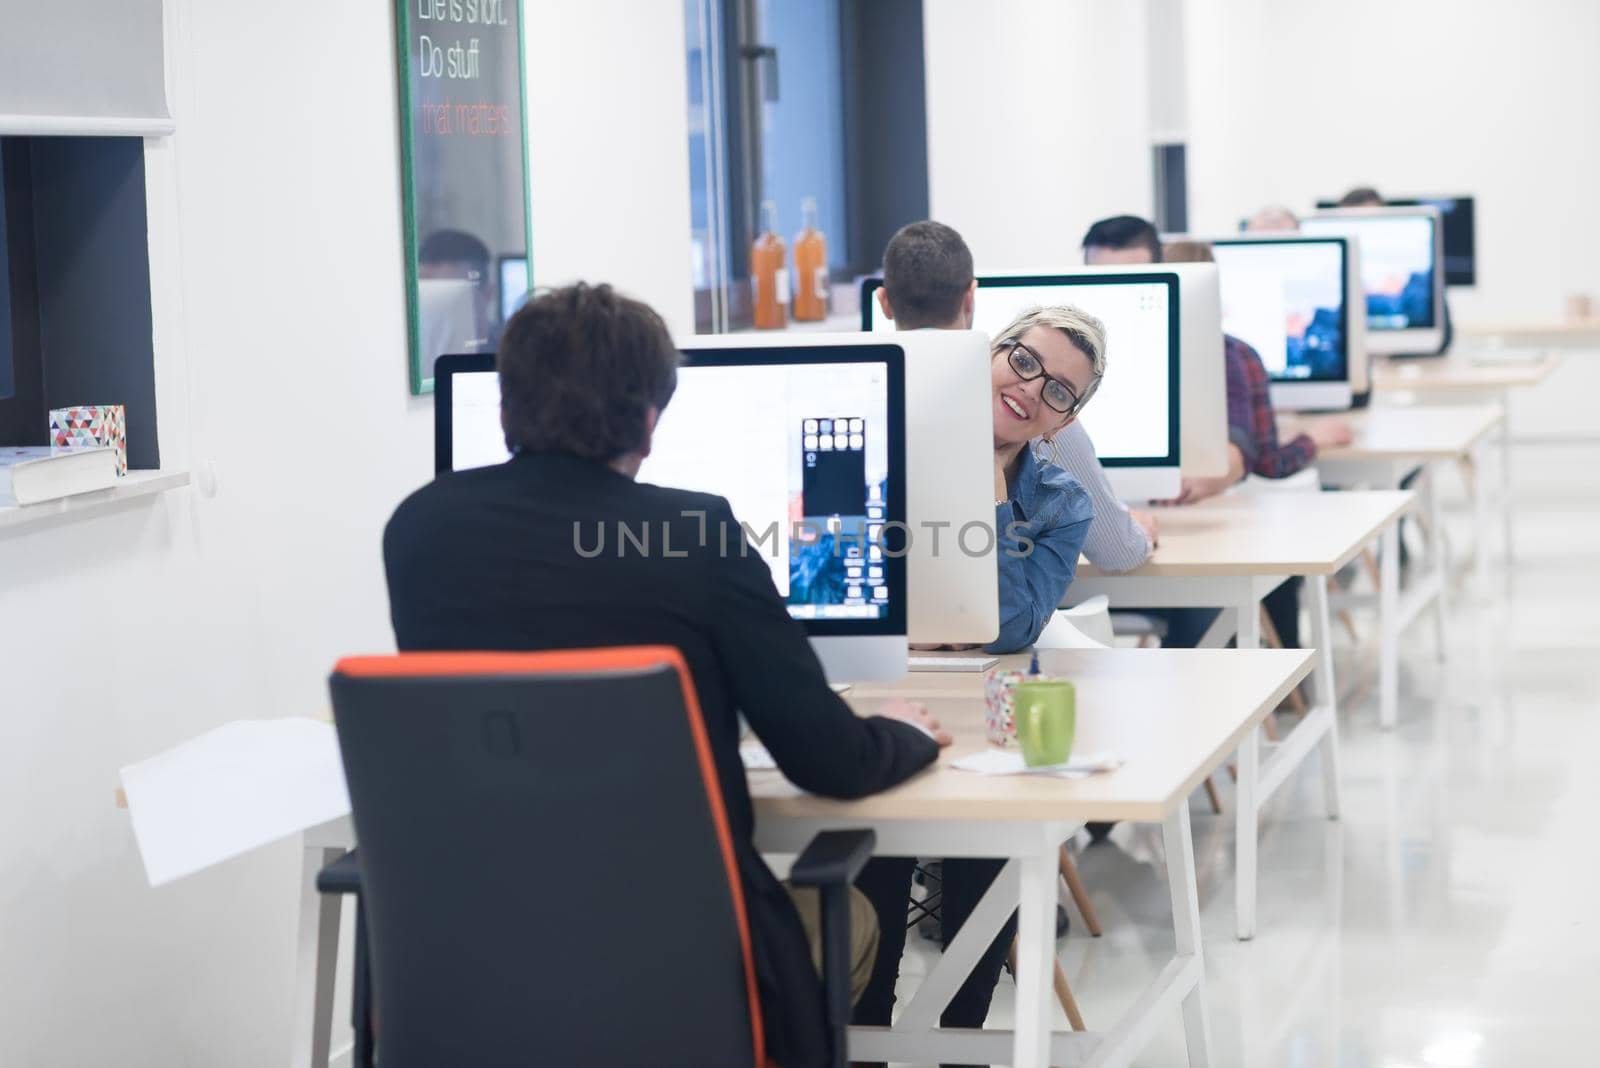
[1372,351,1562,393]
[749,648,1313,823]
[1281,404,1502,462]
[1075,490,1410,578]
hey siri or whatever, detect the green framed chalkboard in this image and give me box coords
[395,0,532,394]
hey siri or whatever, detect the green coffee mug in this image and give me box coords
[1012,680,1076,767]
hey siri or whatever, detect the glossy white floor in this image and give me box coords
[891,442,1600,1067]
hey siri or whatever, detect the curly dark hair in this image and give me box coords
[497,283,679,462]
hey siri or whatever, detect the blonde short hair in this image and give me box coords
[992,304,1108,416]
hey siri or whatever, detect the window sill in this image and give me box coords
[0,469,191,536]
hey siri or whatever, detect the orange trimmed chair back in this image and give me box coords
[329,647,765,1068]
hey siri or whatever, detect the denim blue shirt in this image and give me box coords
[985,444,1095,654]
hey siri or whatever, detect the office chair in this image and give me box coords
[321,647,871,1068]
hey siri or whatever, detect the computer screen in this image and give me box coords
[443,362,507,472]
[498,255,529,324]
[1209,238,1348,382]
[1301,213,1438,331]
[642,351,900,627]
[432,347,907,637]
[862,274,1177,467]
[1317,195,1474,286]
[1394,197,1474,287]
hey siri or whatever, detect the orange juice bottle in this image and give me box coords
[751,200,789,329]
[792,197,830,322]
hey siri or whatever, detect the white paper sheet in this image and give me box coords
[120,719,351,887]
[950,749,1122,777]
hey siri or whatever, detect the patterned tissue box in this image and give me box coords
[50,405,127,476]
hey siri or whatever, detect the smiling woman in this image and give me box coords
[981,303,1105,656]
[989,305,1107,462]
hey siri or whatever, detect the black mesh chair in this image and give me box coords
[321,647,871,1068]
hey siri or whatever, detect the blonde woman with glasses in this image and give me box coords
[982,304,1105,653]
[855,303,1106,1045]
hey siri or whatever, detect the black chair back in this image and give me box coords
[329,647,764,1068]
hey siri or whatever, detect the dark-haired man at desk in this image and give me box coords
[383,281,949,1068]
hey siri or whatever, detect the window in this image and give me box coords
[684,0,930,333]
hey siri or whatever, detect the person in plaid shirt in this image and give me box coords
[1081,218,1353,503]
[1078,224,1352,636]
[1163,239,1352,503]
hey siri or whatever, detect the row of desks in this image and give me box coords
[289,352,1559,1068]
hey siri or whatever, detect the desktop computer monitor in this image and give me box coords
[682,330,998,646]
[1318,195,1474,287]
[498,255,529,324]
[1302,206,1445,356]
[434,347,910,684]
[863,265,1228,500]
[1206,234,1364,410]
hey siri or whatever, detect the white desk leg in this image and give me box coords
[1235,722,1259,941]
[290,843,344,1068]
[1499,387,1515,571]
[1235,586,1262,941]
[1012,839,1059,1068]
[1379,520,1400,730]
[1307,575,1342,819]
[1236,591,1261,650]
[1472,440,1492,596]
[1425,466,1449,662]
[1165,805,1213,1067]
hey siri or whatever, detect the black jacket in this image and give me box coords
[382,451,938,1066]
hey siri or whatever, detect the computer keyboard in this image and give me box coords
[907,654,1000,672]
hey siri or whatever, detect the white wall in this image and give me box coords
[923,0,1154,272]
[1184,0,1600,324]
[525,0,694,334]
[0,1,691,1063]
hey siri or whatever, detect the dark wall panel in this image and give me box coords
[0,140,46,445]
[29,137,159,469]
[0,173,12,399]
[840,0,929,277]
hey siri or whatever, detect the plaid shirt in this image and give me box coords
[1225,335,1316,478]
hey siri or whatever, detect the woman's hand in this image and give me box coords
[1130,508,1159,546]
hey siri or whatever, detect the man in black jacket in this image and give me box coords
[383,282,948,1067]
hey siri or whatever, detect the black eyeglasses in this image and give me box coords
[998,338,1083,415]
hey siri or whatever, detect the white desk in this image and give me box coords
[1460,319,1600,347]
[1065,490,1411,937]
[1283,405,1503,727]
[289,648,1313,1068]
[1372,352,1561,568]
[753,647,1312,1068]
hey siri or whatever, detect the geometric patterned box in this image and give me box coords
[50,404,127,476]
